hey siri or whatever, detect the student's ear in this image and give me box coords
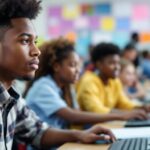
[95,61,102,69]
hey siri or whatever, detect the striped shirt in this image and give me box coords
[0,83,48,150]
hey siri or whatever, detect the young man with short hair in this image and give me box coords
[0,1,115,149]
[77,43,150,116]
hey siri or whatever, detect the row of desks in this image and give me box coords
[58,121,126,150]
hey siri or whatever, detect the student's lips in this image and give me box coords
[28,60,39,70]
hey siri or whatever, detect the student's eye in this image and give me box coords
[70,63,76,67]
[20,39,30,45]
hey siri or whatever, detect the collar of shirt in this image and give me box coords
[0,83,19,106]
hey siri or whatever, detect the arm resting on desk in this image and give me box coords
[40,126,116,149]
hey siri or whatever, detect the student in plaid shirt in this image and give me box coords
[0,0,115,150]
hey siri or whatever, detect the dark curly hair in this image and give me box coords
[0,0,41,26]
[91,42,120,63]
[24,38,75,101]
[35,37,75,80]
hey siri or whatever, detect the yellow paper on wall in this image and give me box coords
[62,4,80,20]
[101,17,115,31]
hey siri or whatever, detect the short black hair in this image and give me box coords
[131,32,139,41]
[124,44,136,52]
[0,0,41,26]
[91,42,120,63]
[142,50,149,58]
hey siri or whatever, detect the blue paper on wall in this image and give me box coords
[116,17,130,30]
[75,30,91,57]
[94,3,111,15]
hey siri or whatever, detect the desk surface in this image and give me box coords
[58,143,110,150]
[58,121,125,150]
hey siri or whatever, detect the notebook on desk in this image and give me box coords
[111,127,150,139]
[125,119,150,127]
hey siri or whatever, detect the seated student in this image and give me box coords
[121,44,138,67]
[140,50,150,79]
[24,38,147,132]
[77,43,150,114]
[119,59,145,101]
[0,1,116,150]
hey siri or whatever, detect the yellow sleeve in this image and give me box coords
[77,81,111,114]
[115,80,139,110]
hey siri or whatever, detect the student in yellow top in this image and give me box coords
[77,43,150,115]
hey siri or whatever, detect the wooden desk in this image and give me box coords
[58,121,125,150]
[58,143,110,150]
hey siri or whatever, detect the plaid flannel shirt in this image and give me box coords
[0,83,48,150]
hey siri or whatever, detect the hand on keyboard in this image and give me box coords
[120,109,148,121]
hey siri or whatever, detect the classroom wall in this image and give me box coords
[34,0,150,58]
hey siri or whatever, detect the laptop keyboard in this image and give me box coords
[125,120,150,127]
[109,138,150,150]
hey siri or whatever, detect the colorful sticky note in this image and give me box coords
[89,16,100,30]
[65,31,77,42]
[116,18,130,30]
[61,19,73,33]
[48,6,61,18]
[94,3,111,15]
[62,4,80,20]
[47,17,62,38]
[74,17,89,29]
[81,4,94,16]
[101,17,115,31]
[140,33,150,43]
[48,26,61,38]
[133,4,149,20]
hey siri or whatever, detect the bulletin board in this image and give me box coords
[46,2,150,57]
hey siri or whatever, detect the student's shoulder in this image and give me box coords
[33,75,54,87]
[110,78,123,89]
[80,71,99,83]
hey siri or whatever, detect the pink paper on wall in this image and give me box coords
[48,6,61,18]
[89,16,100,30]
[133,4,149,20]
[48,26,61,38]
[61,19,73,33]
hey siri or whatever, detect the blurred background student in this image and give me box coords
[140,50,150,80]
[121,44,138,67]
[119,59,145,101]
[77,42,150,116]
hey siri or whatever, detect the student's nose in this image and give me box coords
[30,44,41,57]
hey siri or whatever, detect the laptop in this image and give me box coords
[108,138,150,150]
[125,119,150,127]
